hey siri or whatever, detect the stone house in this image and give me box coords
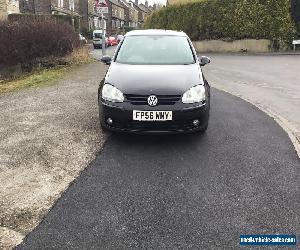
[127,0,138,28]
[119,0,129,27]
[80,0,107,32]
[107,0,125,34]
[19,0,80,16]
[129,0,142,28]
[138,1,150,27]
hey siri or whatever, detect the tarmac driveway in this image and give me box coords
[16,89,300,249]
[202,53,300,156]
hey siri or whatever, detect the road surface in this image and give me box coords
[202,53,300,148]
[16,86,299,248]
[14,48,300,249]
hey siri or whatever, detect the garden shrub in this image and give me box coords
[0,18,80,66]
[144,0,297,44]
[8,14,81,32]
[81,27,93,40]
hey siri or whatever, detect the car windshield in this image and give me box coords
[94,33,102,39]
[115,35,195,65]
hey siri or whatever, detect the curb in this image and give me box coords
[213,87,300,159]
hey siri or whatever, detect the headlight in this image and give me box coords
[102,84,124,102]
[182,85,206,104]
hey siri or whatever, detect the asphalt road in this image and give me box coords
[89,46,115,61]
[16,87,299,249]
[202,53,300,143]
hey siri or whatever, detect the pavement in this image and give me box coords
[0,63,107,249]
[16,88,299,249]
[89,46,115,61]
[201,53,300,156]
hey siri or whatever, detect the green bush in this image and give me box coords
[145,0,297,44]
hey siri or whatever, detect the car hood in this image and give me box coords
[105,63,204,95]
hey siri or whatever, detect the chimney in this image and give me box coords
[145,0,148,7]
[135,0,138,5]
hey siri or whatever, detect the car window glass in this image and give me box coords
[94,33,102,39]
[115,35,195,65]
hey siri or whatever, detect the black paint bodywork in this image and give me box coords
[98,32,211,134]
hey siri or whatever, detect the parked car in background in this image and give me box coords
[107,36,118,46]
[93,30,106,49]
[79,34,87,45]
[116,35,124,44]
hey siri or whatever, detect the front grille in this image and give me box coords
[124,94,181,105]
[127,119,195,131]
[106,118,199,132]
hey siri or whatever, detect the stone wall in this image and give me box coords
[193,39,272,53]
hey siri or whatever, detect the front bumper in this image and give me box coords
[99,100,209,134]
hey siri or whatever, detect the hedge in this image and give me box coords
[0,18,80,66]
[144,0,297,43]
[8,14,81,32]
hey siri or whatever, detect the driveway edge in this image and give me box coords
[213,87,300,159]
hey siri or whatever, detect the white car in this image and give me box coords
[93,30,106,49]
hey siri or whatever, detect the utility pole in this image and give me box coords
[71,10,74,30]
[101,11,106,55]
[96,0,108,56]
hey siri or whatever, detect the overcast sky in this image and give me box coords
[138,0,166,6]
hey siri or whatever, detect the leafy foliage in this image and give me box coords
[8,14,81,31]
[0,18,80,66]
[144,0,297,43]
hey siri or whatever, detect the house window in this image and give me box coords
[69,0,74,11]
[94,17,98,28]
[58,0,64,8]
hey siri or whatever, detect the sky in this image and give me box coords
[138,0,166,6]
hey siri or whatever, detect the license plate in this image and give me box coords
[133,111,172,121]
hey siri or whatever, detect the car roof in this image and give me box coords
[125,29,187,37]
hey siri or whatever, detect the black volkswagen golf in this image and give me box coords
[98,29,211,134]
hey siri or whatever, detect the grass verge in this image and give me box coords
[0,66,70,94]
[0,47,94,94]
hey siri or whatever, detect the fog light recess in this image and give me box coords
[106,118,113,125]
[193,119,200,127]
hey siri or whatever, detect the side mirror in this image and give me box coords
[199,56,211,66]
[101,55,112,65]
